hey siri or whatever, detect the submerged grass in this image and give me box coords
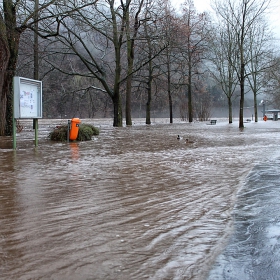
[49,123,99,141]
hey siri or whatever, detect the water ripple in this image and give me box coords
[1,119,279,279]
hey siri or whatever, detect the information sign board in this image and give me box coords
[13,77,42,118]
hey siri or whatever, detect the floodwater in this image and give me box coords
[0,118,279,280]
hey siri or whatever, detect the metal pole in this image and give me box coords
[13,118,16,150]
[34,118,38,147]
[67,120,71,143]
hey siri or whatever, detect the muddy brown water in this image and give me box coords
[0,118,279,280]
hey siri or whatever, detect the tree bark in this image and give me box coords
[111,0,124,127]
[146,59,152,125]
[0,34,10,135]
[126,60,133,126]
[113,93,123,127]
[228,96,233,124]
[0,0,20,135]
[254,90,258,122]
[188,63,193,122]
[146,86,151,125]
[125,0,144,126]
[239,60,245,128]
[187,13,193,123]
[4,39,20,136]
[125,4,132,126]
[167,59,173,123]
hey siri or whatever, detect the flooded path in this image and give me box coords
[0,118,279,280]
[208,156,280,279]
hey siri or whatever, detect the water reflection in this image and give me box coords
[69,142,80,160]
[0,150,23,276]
[0,118,280,280]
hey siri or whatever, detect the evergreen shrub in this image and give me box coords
[49,123,99,141]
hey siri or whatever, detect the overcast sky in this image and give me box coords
[172,0,211,12]
[173,0,280,38]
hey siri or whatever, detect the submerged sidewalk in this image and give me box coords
[208,157,280,279]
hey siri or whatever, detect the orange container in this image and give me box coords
[69,118,81,140]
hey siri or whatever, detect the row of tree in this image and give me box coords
[1,0,280,136]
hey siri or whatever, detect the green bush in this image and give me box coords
[49,123,99,142]
[77,124,99,141]
[49,125,68,141]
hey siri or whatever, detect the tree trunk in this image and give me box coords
[126,68,132,126]
[111,1,124,127]
[125,0,143,126]
[254,90,258,122]
[146,92,151,125]
[4,41,20,136]
[0,0,20,136]
[252,74,258,122]
[0,35,10,135]
[239,62,245,128]
[113,93,122,127]
[125,40,132,125]
[4,75,14,136]
[34,0,39,80]
[146,78,152,124]
[112,47,123,127]
[146,61,152,125]
[228,96,233,124]
[167,56,173,124]
[125,7,132,126]
[187,68,193,122]
[168,89,173,124]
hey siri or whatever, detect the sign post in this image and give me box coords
[13,117,17,150]
[13,77,42,149]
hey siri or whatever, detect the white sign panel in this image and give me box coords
[13,77,42,118]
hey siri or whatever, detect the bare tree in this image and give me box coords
[125,0,145,126]
[43,0,167,127]
[156,1,182,124]
[208,18,239,123]
[194,78,212,121]
[246,21,275,122]
[213,0,271,128]
[142,16,154,124]
[0,0,94,135]
[42,0,129,126]
[179,0,210,122]
[263,56,280,107]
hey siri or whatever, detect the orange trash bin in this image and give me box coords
[69,118,81,140]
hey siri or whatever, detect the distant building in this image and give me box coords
[265,109,280,120]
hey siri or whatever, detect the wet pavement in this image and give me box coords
[0,118,280,280]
